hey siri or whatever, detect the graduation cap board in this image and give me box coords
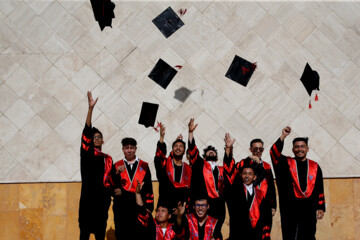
[152,7,184,38]
[138,102,159,128]
[225,55,257,87]
[148,59,178,89]
[300,63,320,108]
[90,0,115,31]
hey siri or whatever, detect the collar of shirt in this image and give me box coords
[124,157,139,169]
[208,161,217,170]
[244,183,254,196]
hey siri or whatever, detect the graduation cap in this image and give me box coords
[90,0,115,31]
[225,55,257,87]
[152,7,184,38]
[300,63,320,109]
[138,102,159,128]
[174,87,193,102]
[148,59,178,89]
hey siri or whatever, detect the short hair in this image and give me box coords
[202,145,217,158]
[92,127,103,138]
[192,195,209,205]
[156,199,170,212]
[292,137,308,146]
[250,138,264,148]
[172,139,186,149]
[239,157,256,173]
[121,137,137,147]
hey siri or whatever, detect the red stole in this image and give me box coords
[94,148,114,188]
[203,162,224,198]
[186,213,217,240]
[115,159,148,193]
[166,157,192,188]
[288,158,318,199]
[245,186,263,229]
[155,222,175,240]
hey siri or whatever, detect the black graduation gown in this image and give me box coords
[270,138,326,240]
[79,124,112,235]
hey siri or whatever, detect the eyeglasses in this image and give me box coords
[252,147,264,152]
[93,135,102,139]
[194,204,207,208]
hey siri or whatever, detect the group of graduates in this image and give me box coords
[79,91,325,240]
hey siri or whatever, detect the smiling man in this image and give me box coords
[270,126,325,240]
[154,122,192,214]
[112,137,154,240]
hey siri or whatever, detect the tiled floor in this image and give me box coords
[0,1,360,182]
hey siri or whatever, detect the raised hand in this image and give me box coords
[280,126,291,141]
[177,201,186,216]
[87,91,98,109]
[159,122,165,143]
[224,133,235,148]
[249,155,261,164]
[188,118,198,133]
[135,179,144,194]
[177,134,183,140]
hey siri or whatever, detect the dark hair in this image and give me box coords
[239,157,256,172]
[156,199,170,212]
[192,195,209,205]
[202,145,217,158]
[121,137,137,146]
[292,137,308,146]
[92,127,103,138]
[250,138,264,148]
[172,139,186,149]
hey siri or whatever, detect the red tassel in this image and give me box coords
[309,101,312,109]
[175,65,183,69]
[179,9,183,15]
[315,93,318,101]
[154,121,162,132]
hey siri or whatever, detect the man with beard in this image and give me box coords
[136,180,177,240]
[270,126,325,240]
[154,122,192,214]
[187,118,225,239]
[175,196,222,240]
[79,91,117,240]
[223,136,276,236]
[112,137,154,240]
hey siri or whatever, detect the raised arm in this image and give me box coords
[188,118,198,143]
[86,91,98,127]
[223,133,237,185]
[270,126,291,167]
[154,122,168,180]
[188,118,200,166]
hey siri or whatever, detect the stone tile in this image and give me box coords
[56,17,85,47]
[38,66,68,96]
[19,208,42,240]
[101,93,133,128]
[336,29,360,60]
[190,77,220,111]
[309,127,337,158]
[321,76,351,109]
[295,2,331,28]
[303,29,333,60]
[0,211,19,240]
[54,81,84,111]
[5,66,35,97]
[0,83,17,113]
[188,48,218,78]
[235,2,266,28]
[119,14,153,46]
[220,12,251,45]
[318,12,347,43]
[338,93,360,123]
[22,16,54,47]
[138,29,169,62]
[172,98,203,124]
[54,53,85,80]
[322,143,354,176]
[72,2,94,30]
[236,29,267,61]
[22,83,52,113]
[67,183,81,210]
[290,110,320,137]
[66,209,80,240]
[7,1,37,31]
[40,33,73,54]
[154,81,182,112]
[192,111,219,143]
[73,32,102,63]
[93,113,119,141]
[337,61,360,90]
[38,97,69,129]
[327,2,360,28]
[286,13,316,43]
[0,0,20,16]
[202,61,228,94]
[43,215,67,240]
[102,129,127,161]
[20,54,52,80]
[0,148,18,181]
[39,165,68,182]
[38,131,67,164]
[185,12,217,46]
[268,2,298,26]
[89,49,119,78]
[203,2,231,29]
[55,114,82,144]
[20,115,51,146]
[253,13,282,44]
[19,183,44,209]
[0,55,19,81]
[40,0,71,29]
[22,148,52,179]
[223,111,253,150]
[105,31,136,63]
[121,48,152,79]
[322,109,353,141]
[329,203,355,239]
[5,99,35,129]
[102,64,135,95]
[169,30,203,62]
[72,65,102,94]
[0,183,19,211]
[204,30,234,62]
[339,126,360,158]
[256,44,285,77]
[319,44,349,77]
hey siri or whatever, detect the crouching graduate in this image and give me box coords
[175,196,222,240]
[224,134,271,240]
[135,180,177,240]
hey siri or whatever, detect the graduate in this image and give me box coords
[223,135,276,235]
[79,91,118,240]
[223,134,271,240]
[187,118,225,238]
[270,126,325,240]
[175,196,222,240]
[154,122,192,214]
[112,137,154,240]
[136,180,177,240]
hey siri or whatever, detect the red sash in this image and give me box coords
[246,187,263,229]
[186,213,217,240]
[288,158,318,199]
[156,222,176,240]
[203,162,224,198]
[94,148,114,188]
[166,157,192,188]
[115,159,148,193]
